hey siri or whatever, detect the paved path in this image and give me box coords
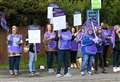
[0,66,120,82]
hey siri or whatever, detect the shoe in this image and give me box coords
[117,67,120,72]
[64,73,72,78]
[113,67,117,73]
[29,72,35,76]
[56,74,62,78]
[14,70,18,76]
[71,64,74,68]
[9,70,14,75]
[102,69,107,73]
[48,69,54,73]
[81,72,85,76]
[88,71,92,75]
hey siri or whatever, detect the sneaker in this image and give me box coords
[29,72,35,76]
[48,69,54,73]
[113,67,117,73]
[64,73,72,78]
[81,72,85,76]
[9,70,14,75]
[117,67,120,72]
[88,71,92,75]
[56,74,62,78]
[14,70,18,76]
[71,64,74,68]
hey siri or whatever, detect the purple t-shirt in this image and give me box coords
[58,30,72,50]
[8,34,22,53]
[44,32,57,49]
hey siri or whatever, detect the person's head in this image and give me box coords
[46,24,53,32]
[87,28,93,35]
[114,25,120,31]
[71,27,77,33]
[12,25,17,35]
[116,26,120,34]
[97,27,102,34]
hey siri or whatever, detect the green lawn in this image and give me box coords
[0,54,47,69]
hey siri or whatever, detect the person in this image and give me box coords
[56,28,72,78]
[7,25,22,75]
[111,25,120,72]
[101,23,112,67]
[43,24,57,73]
[70,27,78,68]
[80,28,97,76]
[94,27,106,73]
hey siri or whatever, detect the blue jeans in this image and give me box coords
[57,50,70,74]
[29,52,35,73]
[81,54,94,72]
[9,56,21,71]
[46,51,57,69]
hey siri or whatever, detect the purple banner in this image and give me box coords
[53,8,65,17]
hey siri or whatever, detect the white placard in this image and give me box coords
[28,30,41,43]
[47,7,53,19]
[53,15,66,31]
[74,14,82,26]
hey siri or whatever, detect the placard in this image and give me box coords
[74,13,82,26]
[53,16,66,31]
[53,8,66,31]
[47,7,53,19]
[28,30,41,43]
[91,0,101,9]
[87,9,100,27]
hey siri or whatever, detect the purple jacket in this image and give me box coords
[75,32,85,49]
[102,29,112,45]
[8,34,22,53]
[58,30,72,50]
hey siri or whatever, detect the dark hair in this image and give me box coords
[71,27,77,33]
[46,24,53,32]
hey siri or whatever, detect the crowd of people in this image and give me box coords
[7,23,120,78]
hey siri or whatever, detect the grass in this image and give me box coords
[0,53,47,69]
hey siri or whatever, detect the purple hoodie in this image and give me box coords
[8,34,22,53]
[58,30,72,50]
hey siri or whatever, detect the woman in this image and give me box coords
[70,27,78,68]
[101,24,112,67]
[43,24,57,73]
[7,25,22,75]
[56,28,72,78]
[94,27,106,73]
[80,28,97,76]
[112,25,120,72]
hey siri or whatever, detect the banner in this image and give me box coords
[73,11,82,26]
[53,8,66,31]
[87,9,100,27]
[91,0,101,9]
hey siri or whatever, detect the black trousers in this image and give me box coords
[70,51,77,64]
[103,45,109,66]
[113,49,120,67]
[95,53,105,71]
